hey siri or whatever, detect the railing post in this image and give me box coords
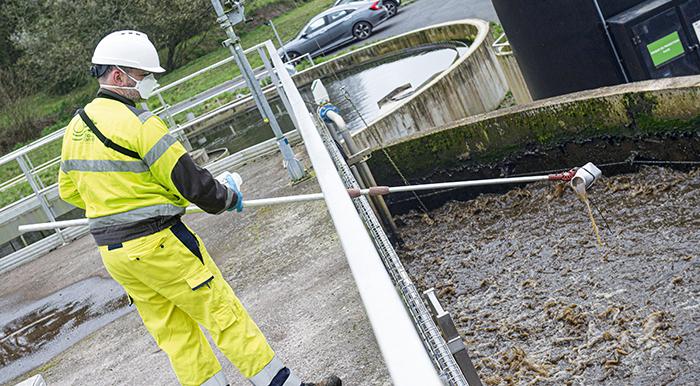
[211,0,309,184]
[257,46,298,130]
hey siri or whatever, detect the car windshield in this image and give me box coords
[304,17,327,36]
[334,0,374,6]
[328,9,353,22]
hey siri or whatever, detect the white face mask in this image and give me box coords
[103,65,160,99]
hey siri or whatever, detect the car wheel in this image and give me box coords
[285,51,301,66]
[384,1,397,17]
[353,21,372,40]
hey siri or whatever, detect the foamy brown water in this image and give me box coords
[397,166,700,385]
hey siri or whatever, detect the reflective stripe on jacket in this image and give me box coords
[59,89,235,246]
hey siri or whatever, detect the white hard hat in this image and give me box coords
[92,30,165,73]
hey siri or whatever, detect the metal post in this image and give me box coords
[257,46,298,130]
[592,0,629,83]
[16,156,66,244]
[211,0,309,184]
[156,92,177,128]
[320,104,399,235]
[425,288,483,386]
[266,20,289,61]
[23,154,46,190]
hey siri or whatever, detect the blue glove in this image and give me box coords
[226,174,243,212]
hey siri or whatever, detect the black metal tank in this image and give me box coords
[491,0,645,100]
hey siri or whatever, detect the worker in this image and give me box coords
[58,30,341,386]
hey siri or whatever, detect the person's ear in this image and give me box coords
[109,68,127,86]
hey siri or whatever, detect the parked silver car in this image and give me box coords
[278,1,388,63]
[333,0,401,18]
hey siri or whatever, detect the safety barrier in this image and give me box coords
[265,40,445,385]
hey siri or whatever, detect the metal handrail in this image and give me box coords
[149,41,273,122]
[0,156,61,192]
[154,57,236,95]
[492,32,511,54]
[266,39,443,386]
[0,128,65,168]
[152,42,266,95]
[168,83,279,136]
[283,52,315,67]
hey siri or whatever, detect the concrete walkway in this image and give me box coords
[1,143,391,386]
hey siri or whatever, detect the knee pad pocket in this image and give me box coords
[212,302,237,331]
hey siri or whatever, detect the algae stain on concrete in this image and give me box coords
[367,82,700,196]
[622,91,659,121]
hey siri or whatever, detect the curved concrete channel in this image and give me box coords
[178,18,507,140]
[291,19,508,149]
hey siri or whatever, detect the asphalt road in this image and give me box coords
[359,0,499,46]
[161,0,499,119]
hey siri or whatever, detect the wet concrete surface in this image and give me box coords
[396,166,700,385]
[0,277,130,383]
[0,143,391,386]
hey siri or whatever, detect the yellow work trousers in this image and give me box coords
[99,222,275,386]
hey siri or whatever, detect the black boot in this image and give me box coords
[302,375,342,386]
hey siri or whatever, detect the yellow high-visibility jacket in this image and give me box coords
[59,89,235,246]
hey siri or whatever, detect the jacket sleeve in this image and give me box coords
[58,165,86,209]
[171,154,237,214]
[136,116,237,214]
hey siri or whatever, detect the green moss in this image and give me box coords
[367,89,700,186]
[622,92,658,117]
[636,113,700,135]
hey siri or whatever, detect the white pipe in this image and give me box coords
[20,218,90,231]
[18,194,325,233]
[17,173,564,233]
[265,40,443,386]
[389,174,549,192]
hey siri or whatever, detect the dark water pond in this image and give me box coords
[0,277,130,384]
[396,166,700,385]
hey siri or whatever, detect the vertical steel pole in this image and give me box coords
[23,154,46,190]
[257,46,298,130]
[211,0,308,183]
[156,92,177,127]
[268,20,289,62]
[592,0,629,83]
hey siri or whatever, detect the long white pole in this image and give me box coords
[17,173,566,233]
[17,194,324,233]
[391,175,548,192]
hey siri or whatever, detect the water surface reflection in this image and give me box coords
[190,46,464,154]
[0,277,131,383]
